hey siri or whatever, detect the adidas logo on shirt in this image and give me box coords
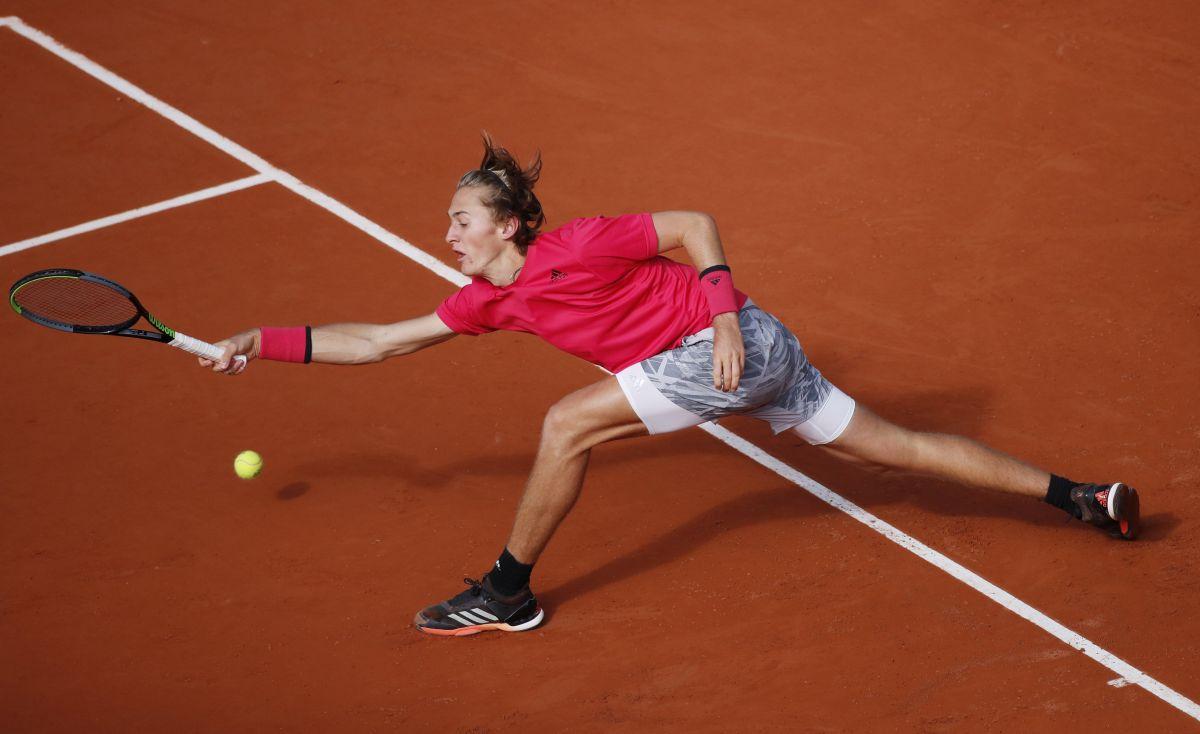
[550,269,569,282]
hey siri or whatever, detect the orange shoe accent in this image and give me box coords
[1121,487,1140,540]
[418,622,500,637]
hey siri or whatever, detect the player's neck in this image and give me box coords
[480,245,527,287]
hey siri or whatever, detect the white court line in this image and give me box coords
[706,424,1200,720]
[3,15,1197,724]
[275,174,467,287]
[0,174,270,258]
[0,16,466,288]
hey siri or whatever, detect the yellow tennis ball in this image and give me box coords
[234,450,263,480]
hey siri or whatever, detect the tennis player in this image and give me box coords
[201,136,1141,637]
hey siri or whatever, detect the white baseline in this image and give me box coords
[2,15,1195,724]
[0,174,270,258]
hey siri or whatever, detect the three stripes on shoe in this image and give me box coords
[447,607,501,627]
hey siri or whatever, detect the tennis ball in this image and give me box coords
[234,450,263,480]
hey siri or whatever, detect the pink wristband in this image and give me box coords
[699,266,738,318]
[259,326,311,363]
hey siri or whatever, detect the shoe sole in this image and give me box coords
[1108,482,1140,541]
[417,607,545,637]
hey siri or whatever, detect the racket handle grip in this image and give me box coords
[170,331,249,368]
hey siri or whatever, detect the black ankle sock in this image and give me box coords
[1045,474,1082,519]
[487,548,533,597]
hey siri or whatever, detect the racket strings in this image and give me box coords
[13,277,138,328]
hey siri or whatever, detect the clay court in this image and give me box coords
[2,2,1198,731]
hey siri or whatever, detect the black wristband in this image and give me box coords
[303,325,313,364]
[698,264,731,279]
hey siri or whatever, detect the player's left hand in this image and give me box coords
[711,312,744,392]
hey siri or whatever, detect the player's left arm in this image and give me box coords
[651,211,744,392]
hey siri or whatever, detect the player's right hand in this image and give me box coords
[199,328,259,375]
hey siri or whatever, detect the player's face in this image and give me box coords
[446,186,509,278]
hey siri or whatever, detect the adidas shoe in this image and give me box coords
[414,576,544,637]
[1070,482,1140,540]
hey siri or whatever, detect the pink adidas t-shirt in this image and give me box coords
[435,213,748,373]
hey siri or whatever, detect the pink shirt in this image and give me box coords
[436,213,748,373]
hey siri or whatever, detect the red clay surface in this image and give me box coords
[0,32,252,245]
[1,2,1198,731]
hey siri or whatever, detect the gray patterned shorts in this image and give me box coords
[615,301,856,444]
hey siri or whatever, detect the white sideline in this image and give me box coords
[705,424,1200,719]
[0,16,466,287]
[0,174,270,258]
[2,15,1196,723]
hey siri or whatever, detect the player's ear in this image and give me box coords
[501,215,518,240]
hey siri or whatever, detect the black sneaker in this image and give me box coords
[414,576,544,637]
[1070,482,1140,540]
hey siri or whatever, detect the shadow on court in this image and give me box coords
[276,481,310,500]
[286,431,716,490]
[283,382,1177,544]
[540,484,823,607]
[1134,512,1179,542]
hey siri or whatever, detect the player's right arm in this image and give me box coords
[201,312,457,373]
[312,313,458,363]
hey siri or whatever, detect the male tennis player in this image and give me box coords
[201,136,1141,637]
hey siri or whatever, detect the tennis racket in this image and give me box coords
[9,268,246,367]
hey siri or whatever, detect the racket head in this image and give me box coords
[9,268,143,334]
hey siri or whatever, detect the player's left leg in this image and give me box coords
[414,376,647,636]
[504,376,649,563]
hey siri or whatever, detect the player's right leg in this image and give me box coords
[815,403,1049,497]
[804,402,1140,539]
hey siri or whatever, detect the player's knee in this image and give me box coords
[540,400,587,454]
[886,429,924,472]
